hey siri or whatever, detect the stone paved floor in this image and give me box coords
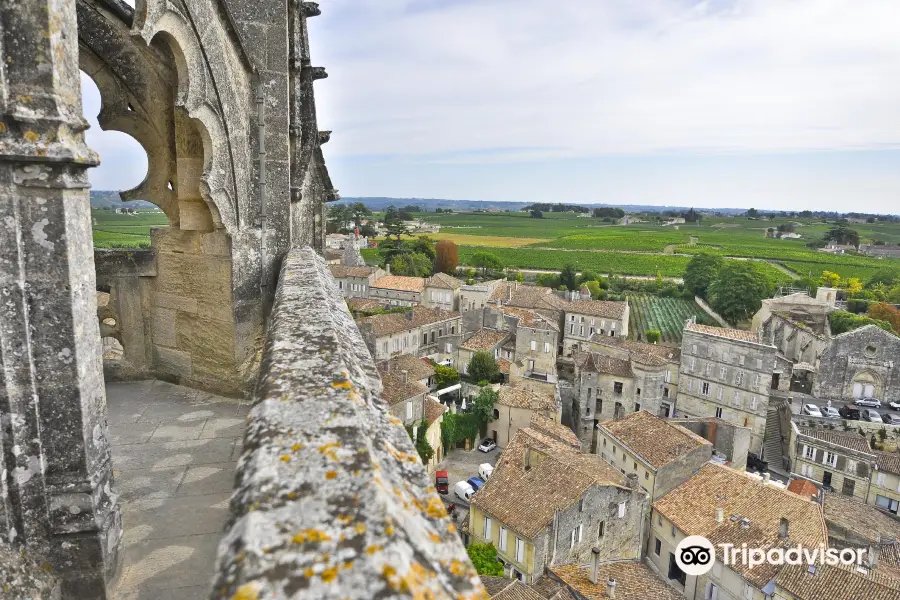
[105,380,249,600]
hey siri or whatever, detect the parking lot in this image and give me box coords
[778,391,900,424]
[435,444,500,508]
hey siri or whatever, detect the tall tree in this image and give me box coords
[683,254,723,299]
[467,543,504,576]
[468,351,500,383]
[559,264,579,291]
[383,205,408,241]
[435,239,459,274]
[471,251,503,277]
[471,387,499,437]
[707,262,770,323]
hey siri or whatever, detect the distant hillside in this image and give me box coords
[90,190,158,210]
[336,196,747,215]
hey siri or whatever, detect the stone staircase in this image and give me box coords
[763,397,792,474]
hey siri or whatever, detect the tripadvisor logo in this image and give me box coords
[674,535,866,576]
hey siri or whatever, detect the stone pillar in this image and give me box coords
[0,0,122,598]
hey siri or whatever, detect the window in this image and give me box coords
[578,498,584,512]
[876,495,900,514]
[598,521,605,538]
[614,382,623,395]
[715,407,723,418]
[635,403,641,412]
[705,363,712,376]
[654,538,662,556]
[665,370,672,383]
[637,388,641,396]
[877,473,886,487]
[633,461,638,470]
[657,514,662,526]
[739,355,746,366]
[754,374,761,389]
[618,502,626,518]
[570,324,575,334]
[842,479,856,497]
[701,382,710,396]
[499,527,508,551]
[451,325,456,334]
[801,463,812,477]
[803,445,814,460]
[423,333,428,345]
[446,343,452,353]
[484,517,492,541]
[339,281,343,289]
[690,357,696,372]
[756,358,763,369]
[515,537,525,562]
[848,459,857,475]
[580,326,584,336]
[671,525,676,537]
[588,388,592,398]
[716,387,723,401]
[530,340,536,351]
[611,322,616,330]
[733,391,741,407]
[736,371,744,386]
[743,583,753,599]
[544,342,550,353]
[602,438,607,447]
[644,470,650,480]
[824,452,838,467]
[692,344,698,354]
[705,583,719,600]
[749,396,758,410]
[406,401,413,420]
[720,366,727,379]
[688,380,694,392]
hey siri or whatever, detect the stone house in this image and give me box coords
[488,282,571,349]
[561,299,629,356]
[812,325,900,404]
[488,385,561,449]
[671,417,752,470]
[548,561,683,600]
[459,279,505,332]
[369,274,425,307]
[329,265,381,299]
[423,397,446,473]
[456,328,510,377]
[821,491,900,553]
[788,425,874,502]
[498,306,560,385]
[571,352,635,451]
[379,369,427,425]
[582,336,681,405]
[675,322,778,454]
[596,411,712,501]
[774,562,900,600]
[649,463,827,600]
[423,272,462,312]
[357,307,462,362]
[869,451,900,515]
[378,353,435,389]
[760,312,829,394]
[469,426,648,584]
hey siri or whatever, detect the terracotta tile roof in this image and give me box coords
[380,372,427,405]
[329,265,376,278]
[324,249,343,261]
[498,358,512,374]
[424,396,446,426]
[551,561,683,600]
[587,336,681,363]
[684,321,761,343]
[480,577,545,600]
[357,306,460,337]
[425,272,462,290]
[472,428,627,540]
[377,354,435,382]
[346,298,383,312]
[599,411,710,470]
[461,328,510,352]
[776,562,900,600]
[798,427,872,454]
[787,478,820,500]
[877,451,900,476]
[822,492,900,545]
[501,306,560,331]
[530,577,576,600]
[528,413,580,449]
[371,275,425,293]
[497,386,558,414]
[564,299,627,320]
[652,463,828,588]
[573,352,633,378]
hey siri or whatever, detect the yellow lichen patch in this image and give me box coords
[449,559,471,577]
[286,491,297,500]
[318,442,342,461]
[447,523,457,534]
[291,443,304,452]
[387,416,403,426]
[303,567,314,578]
[0,122,6,133]
[385,523,396,536]
[23,131,40,143]
[354,523,366,535]
[331,379,353,390]
[337,514,352,524]
[366,544,382,555]
[325,470,338,480]
[342,561,354,571]
[429,532,442,543]
[280,455,291,462]
[320,567,338,583]
[230,583,260,600]
[292,529,332,544]
[425,497,447,519]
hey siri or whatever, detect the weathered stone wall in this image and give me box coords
[210,248,483,599]
[812,325,900,403]
[653,444,713,500]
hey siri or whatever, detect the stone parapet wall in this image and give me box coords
[210,248,483,599]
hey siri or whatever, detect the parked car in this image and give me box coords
[855,397,882,408]
[801,404,823,417]
[822,406,840,419]
[454,481,475,502]
[435,470,449,495]
[884,414,900,426]
[839,405,860,420]
[478,438,497,453]
[747,453,768,473]
[890,401,900,411]
[478,463,494,480]
[862,409,882,422]
[467,477,485,492]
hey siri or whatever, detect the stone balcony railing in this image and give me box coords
[209,248,485,599]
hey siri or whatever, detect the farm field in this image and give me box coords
[626,294,715,344]
[376,233,550,247]
[457,246,692,277]
[92,210,166,248]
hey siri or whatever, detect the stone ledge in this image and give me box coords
[210,247,484,599]
[94,249,157,278]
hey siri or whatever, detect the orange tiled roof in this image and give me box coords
[371,275,425,293]
[684,322,760,343]
[599,411,710,470]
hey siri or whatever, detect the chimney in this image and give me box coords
[740,517,750,529]
[405,310,414,321]
[779,518,789,539]
[868,544,879,569]
[386,263,391,275]
[401,369,408,383]
[524,448,532,471]
[763,472,771,483]
[589,547,601,585]
[626,472,639,491]
[606,578,616,599]
[715,507,724,524]
[506,285,513,301]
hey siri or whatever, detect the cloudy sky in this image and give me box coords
[83,0,900,212]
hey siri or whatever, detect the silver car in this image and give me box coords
[855,397,882,409]
[862,409,882,422]
[822,406,840,419]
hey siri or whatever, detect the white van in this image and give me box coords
[478,463,494,480]
[454,481,475,502]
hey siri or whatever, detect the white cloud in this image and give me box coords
[311,0,900,161]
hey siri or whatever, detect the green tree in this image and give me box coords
[383,205,409,241]
[468,351,500,383]
[559,264,579,291]
[536,273,561,288]
[828,311,894,336]
[579,270,600,285]
[349,202,371,226]
[467,543,504,576]
[471,387,499,437]
[530,210,543,219]
[434,364,460,389]
[585,281,607,300]
[683,254,723,299]
[746,208,758,218]
[867,268,900,288]
[414,420,434,464]
[707,262,771,324]
[646,329,661,343]
[470,251,504,277]
[408,235,437,262]
[824,226,860,247]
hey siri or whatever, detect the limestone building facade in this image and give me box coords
[356,307,462,362]
[812,325,900,403]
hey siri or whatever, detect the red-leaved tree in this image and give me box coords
[867,302,900,334]
[435,239,459,275]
